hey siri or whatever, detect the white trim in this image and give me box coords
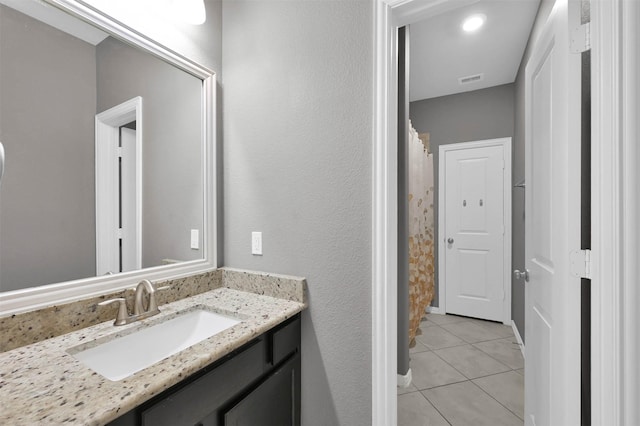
[511,320,525,359]
[397,368,412,388]
[590,1,622,424]
[0,0,217,316]
[95,97,143,276]
[437,138,512,325]
[372,1,397,425]
[591,0,639,424]
[620,1,640,422]
[425,305,444,315]
[389,0,480,27]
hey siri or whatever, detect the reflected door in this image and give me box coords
[95,97,142,276]
[120,126,138,273]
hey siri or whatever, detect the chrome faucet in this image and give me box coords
[99,280,169,326]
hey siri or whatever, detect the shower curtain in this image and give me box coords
[408,123,435,346]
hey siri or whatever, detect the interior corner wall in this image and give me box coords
[0,5,96,290]
[409,83,515,309]
[512,0,555,342]
[221,1,373,424]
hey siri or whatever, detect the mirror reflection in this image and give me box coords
[0,1,204,292]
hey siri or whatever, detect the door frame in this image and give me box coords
[372,0,638,425]
[95,96,143,276]
[590,0,639,423]
[437,138,512,325]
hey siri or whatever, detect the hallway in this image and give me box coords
[398,314,524,425]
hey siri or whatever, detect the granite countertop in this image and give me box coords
[0,284,306,425]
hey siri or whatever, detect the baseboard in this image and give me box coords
[511,321,525,359]
[397,368,413,388]
[426,306,444,315]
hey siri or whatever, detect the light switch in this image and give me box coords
[190,229,199,249]
[252,232,262,255]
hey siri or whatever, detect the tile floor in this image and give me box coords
[398,313,525,426]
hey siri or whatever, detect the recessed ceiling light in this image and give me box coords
[462,14,486,33]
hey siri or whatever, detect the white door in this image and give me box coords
[524,0,581,424]
[441,139,509,323]
[120,127,138,272]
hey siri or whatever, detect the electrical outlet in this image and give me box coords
[252,232,262,255]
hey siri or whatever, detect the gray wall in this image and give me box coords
[397,27,411,377]
[409,84,515,308]
[512,0,554,341]
[222,1,373,424]
[0,5,97,290]
[96,37,204,268]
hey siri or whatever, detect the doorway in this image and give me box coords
[374,0,604,424]
[95,96,143,276]
[374,0,638,424]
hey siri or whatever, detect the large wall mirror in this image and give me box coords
[0,0,217,314]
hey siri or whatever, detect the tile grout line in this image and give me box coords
[469,377,525,422]
[429,345,479,381]
[415,387,454,426]
[430,342,513,381]
[472,342,524,371]
[408,315,524,425]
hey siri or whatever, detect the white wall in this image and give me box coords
[222,1,374,424]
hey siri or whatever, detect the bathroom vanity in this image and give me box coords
[0,269,306,425]
[110,314,301,426]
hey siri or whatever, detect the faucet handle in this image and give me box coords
[98,298,129,326]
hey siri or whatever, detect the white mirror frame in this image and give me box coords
[0,0,217,316]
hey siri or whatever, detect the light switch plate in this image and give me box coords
[252,232,262,255]
[190,229,199,249]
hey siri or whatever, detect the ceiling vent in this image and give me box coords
[458,73,484,85]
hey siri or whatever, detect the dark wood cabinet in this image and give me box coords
[224,352,300,426]
[108,314,301,426]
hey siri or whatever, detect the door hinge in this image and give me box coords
[570,249,592,279]
[570,22,591,53]
[117,228,123,239]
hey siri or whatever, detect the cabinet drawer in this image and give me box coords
[141,338,265,426]
[271,315,301,366]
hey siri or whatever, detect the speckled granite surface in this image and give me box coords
[0,270,223,353]
[221,267,307,303]
[0,285,306,425]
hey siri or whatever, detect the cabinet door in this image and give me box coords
[141,338,265,426]
[224,353,300,426]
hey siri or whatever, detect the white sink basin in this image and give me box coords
[69,308,241,381]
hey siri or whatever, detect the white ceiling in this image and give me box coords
[409,0,540,102]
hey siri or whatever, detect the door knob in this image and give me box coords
[447,237,454,244]
[514,269,530,282]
